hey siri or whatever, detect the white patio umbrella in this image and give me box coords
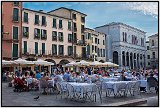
[90,61,103,67]
[76,60,90,66]
[14,58,34,65]
[102,62,115,67]
[33,59,55,66]
[63,61,77,67]
[2,60,17,65]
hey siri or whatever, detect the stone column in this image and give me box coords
[128,52,130,69]
[119,51,122,67]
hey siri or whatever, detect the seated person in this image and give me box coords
[54,72,64,82]
[41,73,51,81]
[118,71,126,81]
[147,73,158,93]
[36,71,41,80]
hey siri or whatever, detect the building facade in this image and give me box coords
[147,33,158,69]
[95,22,146,69]
[85,28,106,62]
[48,7,87,60]
[22,8,78,65]
[2,2,22,60]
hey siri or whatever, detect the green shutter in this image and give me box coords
[13,44,18,58]
[42,43,45,54]
[13,8,19,21]
[68,22,71,30]
[59,20,62,28]
[24,41,27,54]
[13,26,18,39]
[24,12,28,22]
[35,42,38,54]
[53,18,56,28]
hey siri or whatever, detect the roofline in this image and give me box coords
[85,27,106,35]
[148,33,158,38]
[95,22,146,34]
[23,8,72,20]
[47,7,87,16]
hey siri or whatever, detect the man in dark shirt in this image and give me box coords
[147,74,158,93]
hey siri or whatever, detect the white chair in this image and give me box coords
[116,83,127,97]
[56,82,68,99]
[127,82,136,96]
[132,81,141,96]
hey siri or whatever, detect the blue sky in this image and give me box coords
[23,2,158,39]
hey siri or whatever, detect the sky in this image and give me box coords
[23,2,158,39]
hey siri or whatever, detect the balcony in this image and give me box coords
[23,32,29,38]
[34,20,40,25]
[52,36,57,41]
[23,17,29,24]
[41,34,47,40]
[41,21,47,27]
[73,27,77,32]
[75,40,86,46]
[12,15,20,23]
[34,34,40,39]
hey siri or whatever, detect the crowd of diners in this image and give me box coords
[2,64,158,93]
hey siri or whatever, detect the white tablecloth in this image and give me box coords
[102,77,118,82]
[103,81,137,94]
[63,82,96,98]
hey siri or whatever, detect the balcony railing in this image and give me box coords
[12,15,20,22]
[23,32,29,38]
[41,34,47,40]
[34,33,40,39]
[75,40,86,46]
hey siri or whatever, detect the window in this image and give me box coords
[152,52,155,59]
[72,13,76,20]
[74,33,77,43]
[59,20,63,28]
[52,44,57,55]
[42,16,46,26]
[147,55,150,59]
[59,45,64,55]
[35,42,38,54]
[58,32,63,42]
[23,12,28,23]
[73,23,77,32]
[35,15,39,25]
[81,25,84,33]
[92,45,94,52]
[95,38,97,44]
[148,62,150,65]
[68,46,73,56]
[101,49,103,57]
[103,40,105,45]
[12,44,18,58]
[81,16,85,23]
[13,26,18,40]
[88,33,91,40]
[87,45,90,55]
[95,46,97,52]
[23,41,27,54]
[122,32,125,41]
[97,48,100,57]
[41,29,47,40]
[125,33,127,42]
[147,46,149,50]
[42,43,45,55]
[23,27,29,37]
[13,2,19,6]
[53,18,56,28]
[13,8,19,21]
[34,28,40,39]
[68,21,71,30]
[68,34,73,42]
[98,39,100,44]
[141,38,144,46]
[91,37,93,43]
[103,49,105,57]
[52,31,57,41]
[152,40,154,46]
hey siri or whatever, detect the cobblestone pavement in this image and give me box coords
[2,82,158,106]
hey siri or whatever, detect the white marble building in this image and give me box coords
[95,22,146,69]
